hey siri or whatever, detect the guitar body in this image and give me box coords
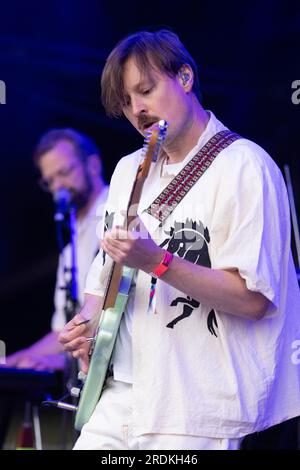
[75,266,135,431]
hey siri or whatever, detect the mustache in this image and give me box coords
[138,115,161,130]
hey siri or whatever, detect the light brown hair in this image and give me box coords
[101,29,201,117]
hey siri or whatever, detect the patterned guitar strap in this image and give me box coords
[145,129,242,310]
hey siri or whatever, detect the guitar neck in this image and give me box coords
[102,168,147,311]
[103,262,123,310]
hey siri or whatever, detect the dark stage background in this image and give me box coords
[0,0,299,355]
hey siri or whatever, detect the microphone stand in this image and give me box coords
[63,205,78,324]
[284,165,300,269]
[55,203,79,446]
[283,164,300,450]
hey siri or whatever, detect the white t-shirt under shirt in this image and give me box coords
[84,111,300,438]
[51,187,109,332]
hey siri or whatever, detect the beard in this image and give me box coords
[69,171,93,211]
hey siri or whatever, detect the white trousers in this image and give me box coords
[74,378,241,450]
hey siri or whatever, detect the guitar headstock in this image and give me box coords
[142,119,168,165]
[127,119,168,223]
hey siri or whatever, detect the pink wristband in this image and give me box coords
[150,250,173,278]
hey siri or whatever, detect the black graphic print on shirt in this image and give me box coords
[160,219,218,336]
[102,211,115,265]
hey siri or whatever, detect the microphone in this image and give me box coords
[53,188,72,222]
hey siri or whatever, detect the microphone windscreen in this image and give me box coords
[53,188,72,222]
[53,188,72,204]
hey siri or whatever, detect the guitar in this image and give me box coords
[74,120,168,431]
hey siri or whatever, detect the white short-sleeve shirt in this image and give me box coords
[85,112,300,438]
